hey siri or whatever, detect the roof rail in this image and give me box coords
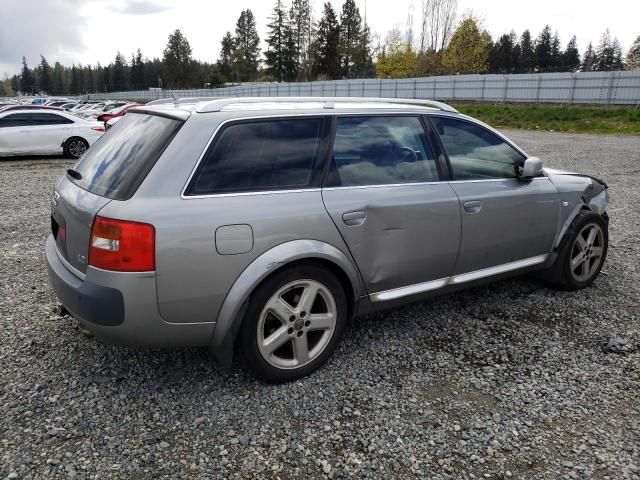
[195,96,458,113]
[146,96,221,106]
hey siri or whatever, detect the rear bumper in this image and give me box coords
[45,235,214,347]
[46,235,124,325]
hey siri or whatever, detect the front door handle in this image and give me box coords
[342,211,366,226]
[463,200,482,214]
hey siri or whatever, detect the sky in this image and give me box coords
[0,0,638,78]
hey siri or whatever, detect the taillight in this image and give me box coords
[89,216,155,272]
[92,126,105,132]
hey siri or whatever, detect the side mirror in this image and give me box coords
[519,156,543,179]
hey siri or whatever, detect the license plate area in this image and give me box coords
[51,214,68,261]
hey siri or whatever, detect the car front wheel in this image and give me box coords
[549,212,608,290]
[238,265,348,383]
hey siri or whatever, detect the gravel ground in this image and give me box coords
[0,131,639,480]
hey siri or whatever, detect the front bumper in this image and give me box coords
[45,235,214,347]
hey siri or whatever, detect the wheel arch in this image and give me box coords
[209,239,364,367]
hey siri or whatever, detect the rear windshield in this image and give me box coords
[69,112,183,200]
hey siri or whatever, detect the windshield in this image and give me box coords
[68,113,183,200]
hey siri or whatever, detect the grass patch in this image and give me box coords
[453,103,640,135]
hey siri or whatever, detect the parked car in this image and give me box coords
[61,102,79,111]
[45,97,609,383]
[105,116,121,130]
[78,102,128,119]
[97,103,142,124]
[45,100,73,108]
[0,108,104,158]
[0,104,63,113]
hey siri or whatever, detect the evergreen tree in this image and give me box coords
[550,31,562,71]
[130,49,145,89]
[563,36,580,72]
[218,32,235,82]
[69,65,80,94]
[291,0,312,80]
[376,29,418,78]
[312,2,341,79]
[441,16,491,74]
[519,30,535,73]
[39,56,52,94]
[488,33,517,73]
[85,65,95,93]
[111,52,128,91]
[627,36,640,70]
[163,29,193,88]
[534,25,553,71]
[234,9,261,81]
[265,0,290,81]
[581,42,596,71]
[21,57,36,94]
[593,29,623,71]
[338,0,363,78]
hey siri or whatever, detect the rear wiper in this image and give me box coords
[67,168,82,180]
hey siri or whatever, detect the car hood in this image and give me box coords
[543,167,608,189]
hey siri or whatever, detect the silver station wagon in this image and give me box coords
[46,97,609,382]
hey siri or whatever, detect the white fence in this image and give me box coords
[83,71,640,105]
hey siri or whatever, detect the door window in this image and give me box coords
[327,116,438,187]
[0,113,30,128]
[30,113,74,125]
[431,117,525,180]
[186,118,325,195]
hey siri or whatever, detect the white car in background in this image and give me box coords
[0,109,105,159]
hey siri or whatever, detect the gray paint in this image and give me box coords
[45,99,610,367]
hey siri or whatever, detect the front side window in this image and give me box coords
[431,117,525,180]
[31,113,74,125]
[186,118,324,195]
[0,113,30,128]
[327,116,439,187]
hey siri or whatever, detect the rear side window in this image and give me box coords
[0,113,30,128]
[326,116,439,187]
[431,117,525,180]
[70,112,183,200]
[186,118,324,195]
[31,113,74,125]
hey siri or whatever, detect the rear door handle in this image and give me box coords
[342,211,366,226]
[463,200,482,214]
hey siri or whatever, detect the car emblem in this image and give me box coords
[53,191,60,206]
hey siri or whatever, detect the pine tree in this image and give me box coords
[627,36,640,70]
[85,65,95,93]
[163,29,193,88]
[441,16,491,74]
[39,56,52,94]
[581,42,596,71]
[534,25,553,71]
[563,36,580,72]
[338,0,363,78]
[111,52,128,91]
[265,0,289,81]
[218,32,235,82]
[593,29,623,71]
[550,31,562,71]
[488,33,516,73]
[291,0,312,80]
[130,49,145,89]
[312,2,341,79]
[234,9,261,81]
[519,30,535,73]
[21,57,36,94]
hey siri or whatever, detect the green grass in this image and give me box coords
[453,103,640,135]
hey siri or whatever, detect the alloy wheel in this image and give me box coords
[570,223,605,282]
[257,279,337,370]
[68,140,87,158]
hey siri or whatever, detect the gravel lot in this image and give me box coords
[1,131,639,480]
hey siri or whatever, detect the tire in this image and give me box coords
[238,264,348,383]
[63,137,89,159]
[547,211,608,290]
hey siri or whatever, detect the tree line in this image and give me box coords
[2,0,639,97]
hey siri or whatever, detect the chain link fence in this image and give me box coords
[83,71,640,106]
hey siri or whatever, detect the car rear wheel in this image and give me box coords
[64,137,89,159]
[238,265,348,383]
[547,212,608,290]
